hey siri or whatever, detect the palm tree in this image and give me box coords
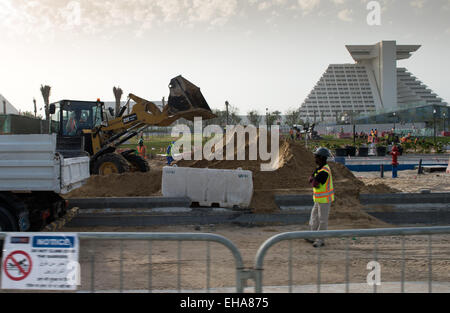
[272,110,282,125]
[113,86,123,117]
[285,108,301,127]
[247,110,262,126]
[40,85,51,120]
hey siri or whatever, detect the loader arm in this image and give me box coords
[101,75,216,133]
[91,75,216,157]
[53,76,215,175]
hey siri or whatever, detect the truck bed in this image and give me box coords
[0,134,90,194]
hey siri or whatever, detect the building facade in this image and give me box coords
[299,41,448,123]
[0,94,19,115]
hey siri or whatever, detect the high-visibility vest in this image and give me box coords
[67,118,76,133]
[313,164,335,204]
[137,145,146,158]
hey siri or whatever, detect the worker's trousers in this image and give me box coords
[309,202,331,232]
[392,165,398,178]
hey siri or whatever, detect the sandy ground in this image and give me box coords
[60,162,450,292]
[357,170,450,193]
[10,155,448,292]
[57,223,450,292]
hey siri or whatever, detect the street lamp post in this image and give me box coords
[433,109,437,145]
[225,101,230,126]
[443,112,447,133]
[393,112,397,132]
[352,111,356,147]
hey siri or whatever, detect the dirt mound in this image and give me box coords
[65,171,162,198]
[182,138,391,227]
[361,183,401,194]
[66,138,395,228]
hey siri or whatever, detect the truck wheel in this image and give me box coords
[93,153,130,175]
[0,206,18,232]
[123,154,150,172]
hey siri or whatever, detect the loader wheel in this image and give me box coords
[93,153,130,175]
[123,154,150,173]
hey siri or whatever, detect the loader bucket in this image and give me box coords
[167,76,216,121]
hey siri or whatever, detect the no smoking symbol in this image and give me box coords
[3,251,32,281]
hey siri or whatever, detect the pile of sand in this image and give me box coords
[66,137,397,228]
[65,171,162,198]
[180,138,394,227]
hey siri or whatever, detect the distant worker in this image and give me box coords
[289,128,294,141]
[390,145,400,178]
[306,147,335,248]
[66,111,79,136]
[166,141,175,165]
[296,128,301,140]
[137,139,147,159]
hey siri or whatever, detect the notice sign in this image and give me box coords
[1,233,79,291]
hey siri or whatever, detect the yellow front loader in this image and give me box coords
[50,76,215,175]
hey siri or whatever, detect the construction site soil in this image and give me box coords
[66,140,400,228]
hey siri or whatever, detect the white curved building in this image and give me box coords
[300,41,447,123]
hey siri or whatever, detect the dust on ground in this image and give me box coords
[58,139,450,292]
[66,170,163,198]
[356,170,450,194]
[59,224,450,292]
[177,139,394,227]
[65,140,403,228]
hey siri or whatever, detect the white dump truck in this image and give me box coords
[0,134,90,231]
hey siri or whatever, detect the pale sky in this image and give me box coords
[0,0,449,115]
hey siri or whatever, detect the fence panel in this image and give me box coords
[0,232,245,293]
[2,227,450,293]
[254,227,450,293]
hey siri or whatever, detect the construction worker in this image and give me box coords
[307,147,335,248]
[368,130,373,144]
[66,111,79,136]
[136,139,146,159]
[390,145,400,178]
[166,141,175,165]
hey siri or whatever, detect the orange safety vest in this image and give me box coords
[137,146,146,158]
[67,118,76,132]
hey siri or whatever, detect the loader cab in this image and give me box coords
[51,100,104,136]
[50,100,105,157]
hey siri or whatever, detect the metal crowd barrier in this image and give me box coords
[254,226,450,293]
[2,226,450,293]
[0,232,246,293]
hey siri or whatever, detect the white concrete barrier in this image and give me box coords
[187,168,208,202]
[162,167,253,208]
[162,166,189,198]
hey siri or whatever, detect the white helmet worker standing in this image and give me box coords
[307,147,335,248]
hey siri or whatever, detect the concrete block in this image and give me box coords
[162,167,253,208]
